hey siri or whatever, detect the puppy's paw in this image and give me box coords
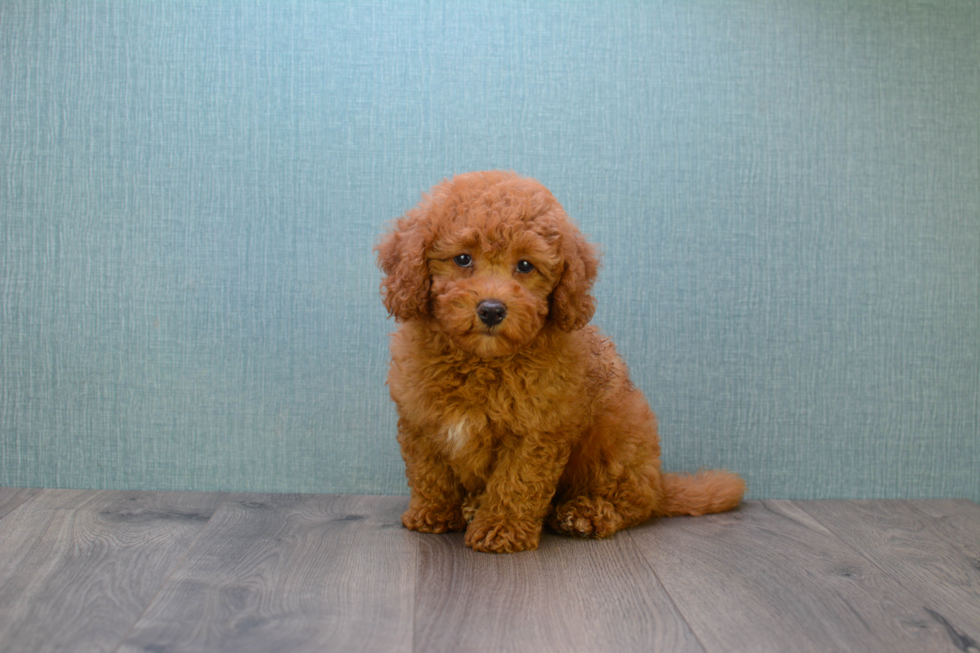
[548,496,622,539]
[402,504,466,533]
[461,492,483,524]
[465,514,541,553]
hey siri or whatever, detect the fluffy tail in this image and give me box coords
[659,470,745,517]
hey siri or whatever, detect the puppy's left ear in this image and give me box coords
[550,222,600,332]
[375,207,432,322]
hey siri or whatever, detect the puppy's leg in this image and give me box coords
[550,390,663,539]
[464,436,570,553]
[399,424,467,533]
[461,491,483,524]
[550,495,622,538]
[549,467,660,538]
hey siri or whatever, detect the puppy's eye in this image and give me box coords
[453,254,473,268]
[516,260,534,274]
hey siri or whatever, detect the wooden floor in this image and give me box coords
[0,490,977,653]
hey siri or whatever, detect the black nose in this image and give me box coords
[476,300,507,327]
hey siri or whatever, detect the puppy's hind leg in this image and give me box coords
[548,495,624,538]
[461,491,483,524]
[549,391,664,539]
[548,465,660,539]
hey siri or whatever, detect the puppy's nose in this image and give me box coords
[476,300,507,327]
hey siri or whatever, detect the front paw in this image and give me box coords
[465,514,541,553]
[402,503,466,533]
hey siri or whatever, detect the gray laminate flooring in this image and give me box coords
[0,489,977,652]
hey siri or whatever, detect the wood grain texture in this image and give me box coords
[798,500,980,648]
[414,529,705,653]
[631,501,965,653]
[118,494,417,653]
[1,491,977,653]
[0,489,225,653]
[0,487,39,519]
[907,500,980,549]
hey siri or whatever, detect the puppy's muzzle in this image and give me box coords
[476,299,507,327]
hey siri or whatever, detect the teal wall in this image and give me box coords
[1,1,977,499]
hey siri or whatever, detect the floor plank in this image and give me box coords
[907,499,980,550]
[0,487,40,519]
[630,501,964,653]
[798,500,980,648]
[118,494,417,653]
[414,529,705,653]
[1,491,976,653]
[0,489,225,653]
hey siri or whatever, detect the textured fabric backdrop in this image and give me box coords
[1,1,977,499]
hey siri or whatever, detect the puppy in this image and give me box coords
[377,171,744,553]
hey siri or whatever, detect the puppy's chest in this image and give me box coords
[424,361,584,452]
[433,369,535,476]
[433,362,559,419]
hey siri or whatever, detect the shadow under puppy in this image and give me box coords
[377,170,744,553]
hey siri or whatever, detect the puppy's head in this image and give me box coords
[376,171,599,357]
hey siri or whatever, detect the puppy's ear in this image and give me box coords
[376,206,433,322]
[550,222,600,332]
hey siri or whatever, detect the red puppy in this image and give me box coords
[377,171,744,553]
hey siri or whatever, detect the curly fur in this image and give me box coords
[377,171,744,553]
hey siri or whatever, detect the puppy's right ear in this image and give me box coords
[375,206,432,322]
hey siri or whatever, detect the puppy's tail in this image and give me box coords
[658,470,745,517]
